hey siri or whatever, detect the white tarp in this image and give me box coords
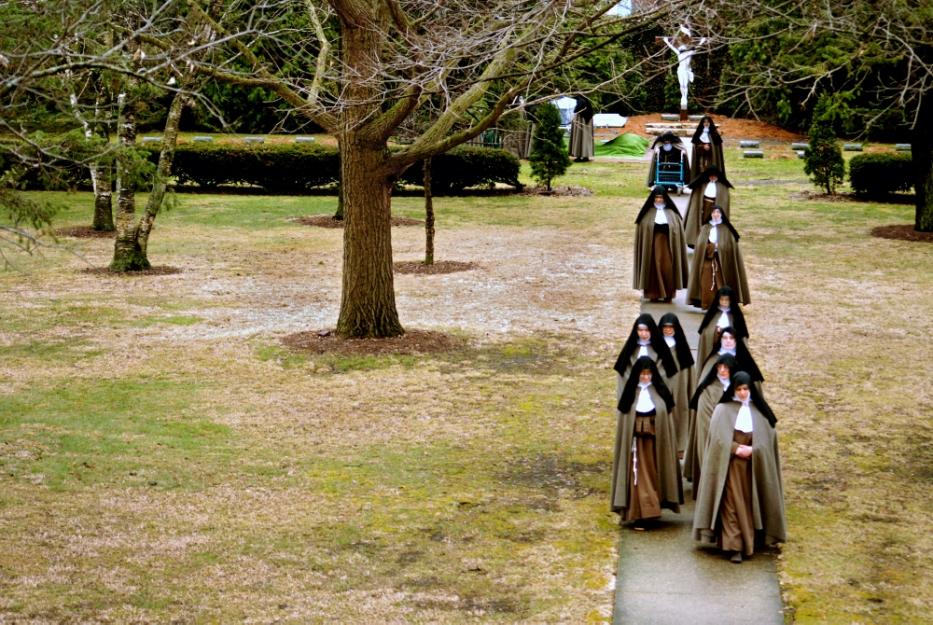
[593,113,628,127]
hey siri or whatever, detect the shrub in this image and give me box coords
[529,103,571,191]
[398,145,521,192]
[848,153,913,197]
[803,95,845,194]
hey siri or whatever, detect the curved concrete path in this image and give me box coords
[612,195,786,624]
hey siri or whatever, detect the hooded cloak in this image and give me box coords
[689,115,725,180]
[610,357,683,516]
[613,313,679,380]
[697,286,748,368]
[687,210,751,307]
[695,326,765,386]
[692,372,786,550]
[658,312,695,452]
[684,166,733,245]
[569,95,594,160]
[683,354,736,485]
[633,187,689,298]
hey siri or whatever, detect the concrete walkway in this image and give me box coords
[612,195,786,624]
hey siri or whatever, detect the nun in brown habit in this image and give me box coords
[613,313,679,385]
[696,286,749,375]
[692,371,786,562]
[687,206,751,309]
[683,354,736,488]
[694,326,765,398]
[684,166,733,246]
[689,115,726,180]
[633,186,689,303]
[658,312,695,455]
[611,357,683,525]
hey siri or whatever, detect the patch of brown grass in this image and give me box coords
[282,328,462,355]
[80,266,183,276]
[55,226,114,238]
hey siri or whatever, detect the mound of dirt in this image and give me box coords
[56,226,114,238]
[622,114,804,143]
[394,260,478,274]
[871,224,933,243]
[81,266,182,276]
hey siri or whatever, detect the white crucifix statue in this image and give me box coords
[659,26,707,121]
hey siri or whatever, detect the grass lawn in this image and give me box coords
[0,149,930,623]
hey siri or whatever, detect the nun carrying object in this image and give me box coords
[687,205,751,309]
[684,165,733,246]
[689,115,725,180]
[611,357,684,526]
[633,186,689,303]
[692,371,786,562]
[658,312,695,455]
[646,131,689,190]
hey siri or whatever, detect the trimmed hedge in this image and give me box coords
[849,152,914,197]
[140,141,521,194]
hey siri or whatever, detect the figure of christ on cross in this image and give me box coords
[658,26,707,122]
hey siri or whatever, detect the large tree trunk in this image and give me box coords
[336,136,403,338]
[333,7,403,338]
[110,97,149,271]
[424,156,435,265]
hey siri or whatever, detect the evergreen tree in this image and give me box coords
[529,103,571,192]
[804,95,845,194]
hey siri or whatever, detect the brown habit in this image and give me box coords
[687,223,751,307]
[633,208,689,294]
[692,402,786,550]
[684,182,731,245]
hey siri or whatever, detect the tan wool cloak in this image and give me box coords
[684,182,731,245]
[666,360,695,454]
[633,208,689,292]
[690,142,726,181]
[687,223,751,307]
[682,381,726,486]
[569,116,594,160]
[692,402,786,548]
[610,385,684,515]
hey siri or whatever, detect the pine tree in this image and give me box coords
[529,103,571,192]
[804,95,846,195]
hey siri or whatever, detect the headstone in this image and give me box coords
[295,136,315,144]
[843,143,863,151]
[795,150,806,159]
[791,142,809,150]
[739,140,759,148]
[244,136,264,144]
[192,136,213,142]
[661,113,679,122]
[142,136,161,143]
[895,143,911,151]
[743,150,764,158]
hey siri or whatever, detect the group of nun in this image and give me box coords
[612,116,786,564]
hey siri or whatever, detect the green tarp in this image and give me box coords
[594,132,650,157]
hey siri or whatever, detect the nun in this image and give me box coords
[611,357,684,526]
[689,115,725,180]
[633,186,689,303]
[695,326,765,398]
[646,131,689,188]
[692,371,786,562]
[696,286,749,373]
[613,313,679,385]
[683,354,736,487]
[684,165,733,246]
[569,95,595,162]
[658,312,695,455]
[687,206,751,309]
